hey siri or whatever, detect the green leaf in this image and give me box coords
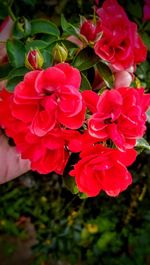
[42,50,53,68]
[136,138,150,151]
[6,76,24,92]
[41,35,59,44]
[21,0,37,6]
[126,1,142,18]
[72,47,99,71]
[144,22,150,32]
[59,39,78,49]
[6,40,26,68]
[25,40,49,51]
[141,32,150,50]
[61,14,78,35]
[7,67,28,80]
[30,19,60,37]
[80,73,92,91]
[78,192,88,199]
[63,153,80,195]
[0,64,13,80]
[63,174,79,195]
[96,232,116,250]
[96,62,114,88]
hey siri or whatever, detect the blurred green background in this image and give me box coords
[0,0,150,264]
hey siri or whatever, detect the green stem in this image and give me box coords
[93,6,97,25]
[8,6,16,21]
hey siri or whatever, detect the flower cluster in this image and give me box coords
[80,0,147,71]
[0,64,85,174]
[0,0,150,197]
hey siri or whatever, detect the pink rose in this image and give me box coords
[83,88,150,150]
[94,0,147,70]
[0,130,30,184]
[70,145,137,197]
[0,16,14,64]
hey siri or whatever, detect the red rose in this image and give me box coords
[0,79,86,175]
[94,0,147,70]
[83,88,150,150]
[12,63,85,136]
[70,145,137,197]
[0,90,70,175]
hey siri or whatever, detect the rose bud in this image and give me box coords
[14,17,31,38]
[80,20,97,42]
[25,49,44,70]
[52,43,68,63]
[114,71,133,88]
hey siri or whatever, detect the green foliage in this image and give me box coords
[6,76,24,91]
[136,138,150,153]
[0,0,9,19]
[136,61,150,88]
[61,14,78,35]
[96,62,114,88]
[30,19,60,37]
[0,64,12,80]
[25,40,49,50]
[6,39,26,68]
[63,173,79,195]
[21,0,38,6]
[80,73,92,91]
[72,47,99,71]
[0,160,150,265]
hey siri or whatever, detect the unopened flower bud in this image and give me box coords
[13,17,31,39]
[80,20,97,42]
[25,49,44,70]
[52,43,68,63]
[114,71,133,88]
